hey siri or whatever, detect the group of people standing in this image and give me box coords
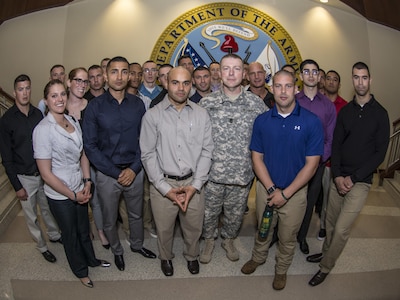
[0,52,390,291]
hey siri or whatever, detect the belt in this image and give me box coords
[164,172,193,181]
[22,172,40,177]
[115,164,131,170]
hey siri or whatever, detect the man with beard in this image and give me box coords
[190,66,212,103]
[140,66,213,276]
[83,56,156,272]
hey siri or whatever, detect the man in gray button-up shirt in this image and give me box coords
[140,66,214,277]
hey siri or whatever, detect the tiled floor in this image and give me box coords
[1,178,400,300]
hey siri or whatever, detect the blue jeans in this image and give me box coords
[47,197,99,278]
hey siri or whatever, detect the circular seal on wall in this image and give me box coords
[150,2,302,85]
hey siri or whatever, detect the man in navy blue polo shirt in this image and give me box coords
[241,70,323,290]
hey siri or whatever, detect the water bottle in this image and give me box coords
[258,203,274,242]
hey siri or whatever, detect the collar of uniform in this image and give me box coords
[219,86,248,104]
[160,95,194,111]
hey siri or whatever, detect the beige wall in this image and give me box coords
[0,0,399,128]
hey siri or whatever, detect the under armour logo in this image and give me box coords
[294,125,301,130]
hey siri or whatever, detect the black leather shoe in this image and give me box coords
[307,253,323,263]
[187,260,200,274]
[42,250,57,263]
[309,270,328,286]
[114,255,125,271]
[98,259,111,267]
[50,237,63,244]
[161,260,174,276]
[299,240,309,254]
[131,247,156,259]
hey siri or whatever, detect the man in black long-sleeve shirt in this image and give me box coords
[0,74,61,263]
[307,62,390,286]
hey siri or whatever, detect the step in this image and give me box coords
[0,175,13,200]
[0,188,20,236]
[383,178,400,208]
[394,170,400,182]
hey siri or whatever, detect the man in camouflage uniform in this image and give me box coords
[199,54,266,263]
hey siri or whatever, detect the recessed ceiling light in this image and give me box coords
[320,0,328,3]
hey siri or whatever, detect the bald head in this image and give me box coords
[167,66,192,107]
[248,61,267,88]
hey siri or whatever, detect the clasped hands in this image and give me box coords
[334,176,354,195]
[267,188,288,209]
[118,168,136,186]
[166,186,196,212]
[75,181,92,204]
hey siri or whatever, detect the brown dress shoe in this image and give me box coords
[272,273,287,290]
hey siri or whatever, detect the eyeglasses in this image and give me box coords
[72,78,89,85]
[144,68,158,73]
[302,69,319,76]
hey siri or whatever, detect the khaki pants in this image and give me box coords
[150,177,204,261]
[17,174,60,252]
[251,181,307,274]
[320,181,370,273]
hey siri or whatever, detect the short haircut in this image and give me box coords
[193,66,210,75]
[352,61,370,77]
[300,59,319,72]
[159,63,173,71]
[107,56,129,70]
[88,64,102,72]
[50,64,65,74]
[326,70,341,83]
[142,60,156,66]
[272,70,296,85]
[209,61,220,68]
[178,55,192,65]
[14,74,31,89]
[129,62,141,68]
[220,53,243,64]
[281,64,296,74]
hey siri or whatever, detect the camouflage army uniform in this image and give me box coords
[199,88,266,239]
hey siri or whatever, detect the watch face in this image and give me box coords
[267,186,276,194]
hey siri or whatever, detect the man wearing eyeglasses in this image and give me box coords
[295,59,336,255]
[139,60,162,100]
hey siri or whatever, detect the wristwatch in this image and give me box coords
[83,178,92,184]
[267,185,276,195]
